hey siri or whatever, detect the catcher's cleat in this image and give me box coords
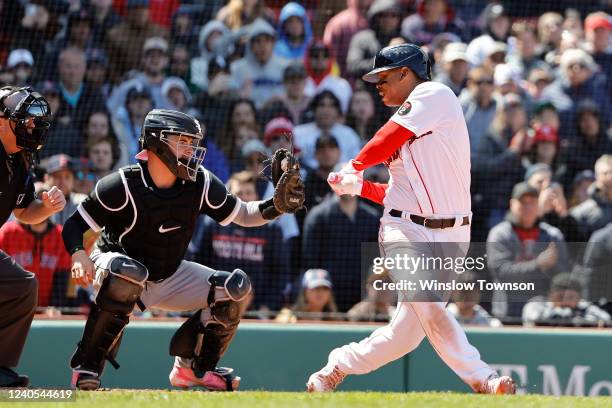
[306,364,346,392]
[478,374,516,394]
[169,363,240,391]
[71,368,101,391]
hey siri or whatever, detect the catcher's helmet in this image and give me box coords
[0,86,51,152]
[362,43,431,83]
[139,109,206,182]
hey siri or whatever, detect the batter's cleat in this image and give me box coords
[306,364,346,392]
[478,374,516,394]
[169,363,240,391]
[71,368,101,391]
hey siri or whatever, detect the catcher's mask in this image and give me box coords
[139,109,206,182]
[0,86,51,153]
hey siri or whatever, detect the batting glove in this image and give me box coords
[327,161,364,196]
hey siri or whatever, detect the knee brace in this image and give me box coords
[71,256,148,374]
[169,269,251,376]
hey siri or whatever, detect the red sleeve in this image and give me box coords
[360,181,388,205]
[352,121,415,171]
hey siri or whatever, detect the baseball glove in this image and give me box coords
[259,148,305,219]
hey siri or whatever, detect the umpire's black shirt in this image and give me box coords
[0,143,35,227]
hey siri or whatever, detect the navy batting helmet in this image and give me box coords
[362,43,431,83]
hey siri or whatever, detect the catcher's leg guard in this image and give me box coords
[169,269,251,390]
[70,257,148,389]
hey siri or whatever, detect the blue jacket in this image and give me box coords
[274,2,313,62]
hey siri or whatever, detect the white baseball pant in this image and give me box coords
[326,215,496,391]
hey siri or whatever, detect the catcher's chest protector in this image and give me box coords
[114,165,203,281]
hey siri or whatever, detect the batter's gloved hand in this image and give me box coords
[328,161,364,196]
[260,148,305,220]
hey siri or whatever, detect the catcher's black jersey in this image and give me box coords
[78,163,240,281]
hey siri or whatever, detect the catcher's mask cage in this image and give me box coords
[157,130,207,182]
[0,86,51,153]
[140,109,207,182]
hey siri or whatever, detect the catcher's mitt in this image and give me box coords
[260,148,305,219]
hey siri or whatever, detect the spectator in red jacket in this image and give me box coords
[0,215,70,308]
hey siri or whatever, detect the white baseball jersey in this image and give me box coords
[383,81,471,217]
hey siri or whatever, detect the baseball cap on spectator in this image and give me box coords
[560,49,597,73]
[283,62,307,82]
[576,99,600,117]
[128,0,149,8]
[430,32,462,52]
[442,43,468,64]
[37,80,60,97]
[534,101,556,115]
[528,68,553,86]
[533,125,558,144]
[494,64,520,86]
[512,181,539,200]
[315,134,339,150]
[44,154,74,175]
[247,18,276,43]
[87,48,109,67]
[241,139,269,158]
[500,93,522,110]
[143,37,169,54]
[574,168,595,182]
[264,117,294,146]
[126,83,153,102]
[573,169,595,186]
[161,76,192,103]
[524,163,551,182]
[485,42,507,62]
[67,8,93,26]
[585,13,612,32]
[7,49,34,69]
[550,273,582,294]
[485,3,507,23]
[302,269,332,290]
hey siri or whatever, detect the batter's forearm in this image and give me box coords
[352,121,415,171]
[360,181,388,205]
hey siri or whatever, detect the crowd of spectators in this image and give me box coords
[0,0,611,327]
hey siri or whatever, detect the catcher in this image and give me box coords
[62,109,304,391]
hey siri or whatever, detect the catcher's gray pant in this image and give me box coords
[0,250,38,367]
[90,250,218,368]
[326,216,496,391]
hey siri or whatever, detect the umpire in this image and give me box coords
[0,86,65,387]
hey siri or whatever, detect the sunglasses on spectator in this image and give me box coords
[569,63,586,71]
[473,78,494,85]
[310,51,329,59]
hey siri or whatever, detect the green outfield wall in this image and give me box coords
[18,320,612,395]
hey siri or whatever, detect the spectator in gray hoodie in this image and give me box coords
[571,155,612,239]
[190,20,234,92]
[582,223,612,314]
[487,182,569,318]
[230,18,288,108]
[346,0,402,80]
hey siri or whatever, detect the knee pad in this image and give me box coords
[207,269,251,328]
[169,269,251,376]
[97,257,148,314]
